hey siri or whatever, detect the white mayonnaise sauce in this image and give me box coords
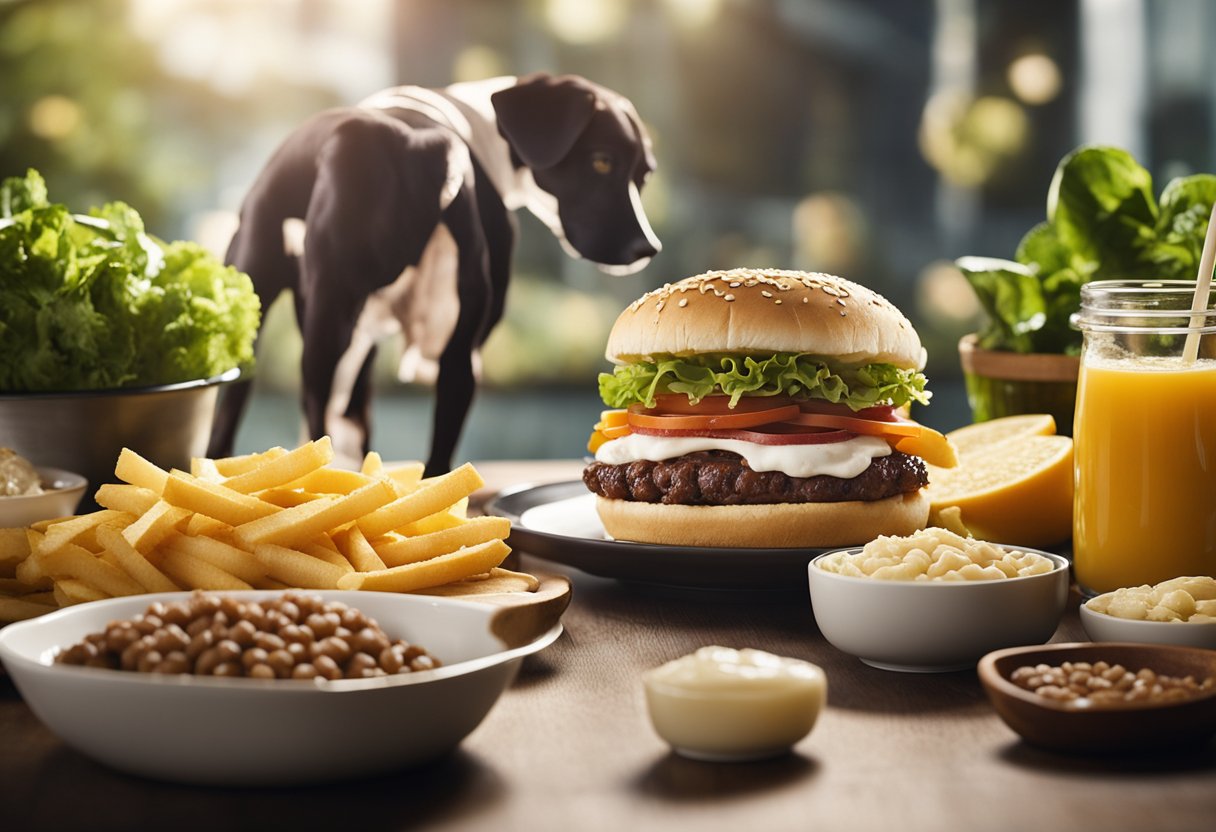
[643,646,828,761]
[594,433,891,479]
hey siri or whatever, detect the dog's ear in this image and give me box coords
[492,73,597,170]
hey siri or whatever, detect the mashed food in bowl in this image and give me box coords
[0,448,43,496]
[1085,577,1216,623]
[816,527,1055,581]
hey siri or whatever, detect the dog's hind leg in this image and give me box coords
[297,238,377,455]
[324,336,379,466]
[344,343,378,456]
[299,116,446,454]
[426,187,492,477]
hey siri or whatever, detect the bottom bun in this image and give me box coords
[595,491,930,549]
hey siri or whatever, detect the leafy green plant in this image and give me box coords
[956,146,1216,354]
[0,169,260,391]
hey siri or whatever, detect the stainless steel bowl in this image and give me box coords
[0,369,239,504]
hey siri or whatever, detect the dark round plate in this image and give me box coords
[483,481,826,592]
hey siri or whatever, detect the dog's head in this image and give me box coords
[492,73,660,275]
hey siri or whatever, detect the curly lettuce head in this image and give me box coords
[599,352,930,410]
[0,169,259,392]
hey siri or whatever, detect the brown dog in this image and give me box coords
[208,73,660,474]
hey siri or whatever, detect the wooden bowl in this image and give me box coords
[978,642,1216,754]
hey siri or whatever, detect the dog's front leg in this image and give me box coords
[428,331,477,478]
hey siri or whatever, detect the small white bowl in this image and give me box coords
[642,646,827,762]
[0,466,87,527]
[0,590,562,785]
[1080,603,1216,649]
[807,547,1070,672]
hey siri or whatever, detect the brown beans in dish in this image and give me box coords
[1010,660,1214,707]
[55,591,441,680]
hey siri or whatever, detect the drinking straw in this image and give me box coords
[1183,201,1216,364]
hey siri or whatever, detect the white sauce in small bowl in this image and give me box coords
[642,646,827,761]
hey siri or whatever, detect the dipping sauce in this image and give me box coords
[0,448,43,497]
[642,646,826,761]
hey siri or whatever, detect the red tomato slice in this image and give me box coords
[630,425,857,445]
[650,394,797,415]
[797,400,899,421]
[626,404,800,431]
[786,412,922,438]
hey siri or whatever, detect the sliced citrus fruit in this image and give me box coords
[926,433,1073,548]
[945,414,1057,458]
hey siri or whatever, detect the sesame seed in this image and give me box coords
[802,297,808,304]
[837,299,846,307]
[724,294,736,301]
[840,311,847,317]
[761,291,772,298]
[774,299,782,305]
[678,298,688,307]
[656,301,665,312]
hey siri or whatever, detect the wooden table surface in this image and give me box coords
[2,460,1213,832]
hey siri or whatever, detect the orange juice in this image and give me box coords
[1073,356,1216,594]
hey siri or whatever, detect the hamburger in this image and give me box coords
[583,268,957,548]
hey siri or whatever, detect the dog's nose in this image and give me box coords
[627,237,660,263]
[597,235,658,275]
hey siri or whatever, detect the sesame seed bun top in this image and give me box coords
[605,268,925,369]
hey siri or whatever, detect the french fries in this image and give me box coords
[337,539,511,593]
[0,528,30,577]
[252,543,348,589]
[335,526,387,572]
[358,464,485,539]
[0,595,58,621]
[374,516,511,568]
[95,483,159,516]
[40,542,146,598]
[0,438,514,622]
[222,436,333,494]
[96,524,179,594]
[160,548,253,592]
[160,533,268,585]
[233,479,396,550]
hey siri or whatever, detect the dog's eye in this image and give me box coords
[591,153,613,175]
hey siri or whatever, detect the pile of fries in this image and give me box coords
[0,437,517,623]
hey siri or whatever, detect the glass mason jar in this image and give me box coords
[1071,280,1216,596]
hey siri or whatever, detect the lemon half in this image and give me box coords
[926,418,1073,548]
[945,413,1057,458]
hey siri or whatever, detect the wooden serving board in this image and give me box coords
[480,574,572,649]
[414,569,572,649]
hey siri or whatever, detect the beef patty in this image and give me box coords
[583,450,927,506]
